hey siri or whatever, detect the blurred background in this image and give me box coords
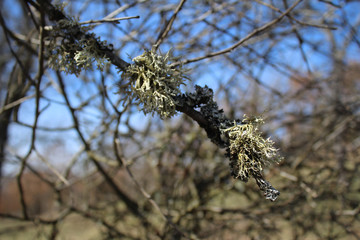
[0,0,359,239]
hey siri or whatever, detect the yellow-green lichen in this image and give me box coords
[223,115,282,181]
[121,48,187,119]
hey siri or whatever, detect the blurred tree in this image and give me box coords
[0,0,359,239]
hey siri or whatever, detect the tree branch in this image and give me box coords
[34,0,282,201]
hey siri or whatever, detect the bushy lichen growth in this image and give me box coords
[121,49,187,118]
[171,86,282,200]
[46,17,110,75]
[223,115,282,182]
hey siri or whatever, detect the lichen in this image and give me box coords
[46,17,110,76]
[120,48,188,119]
[223,115,282,182]
[173,86,281,200]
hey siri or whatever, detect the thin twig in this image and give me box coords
[318,0,342,8]
[78,16,140,25]
[115,139,199,240]
[103,0,147,20]
[0,94,35,114]
[15,8,46,220]
[0,12,35,84]
[55,72,142,217]
[172,0,303,66]
[34,148,70,186]
[154,0,187,50]
[0,208,71,224]
[255,0,337,29]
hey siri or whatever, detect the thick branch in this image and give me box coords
[175,85,230,148]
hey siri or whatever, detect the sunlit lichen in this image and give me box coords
[223,115,282,182]
[46,17,110,76]
[120,48,187,119]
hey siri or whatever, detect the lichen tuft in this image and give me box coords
[120,48,187,119]
[46,17,110,76]
[223,115,282,182]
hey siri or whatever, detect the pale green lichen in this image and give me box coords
[223,115,282,182]
[46,17,110,76]
[121,48,187,119]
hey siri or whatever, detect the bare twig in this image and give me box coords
[0,95,35,114]
[172,0,303,66]
[103,0,147,20]
[0,208,71,224]
[15,9,46,220]
[255,0,337,30]
[154,0,187,50]
[318,0,342,8]
[55,72,142,217]
[115,139,199,240]
[34,149,70,186]
[0,12,35,84]
[79,16,140,25]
